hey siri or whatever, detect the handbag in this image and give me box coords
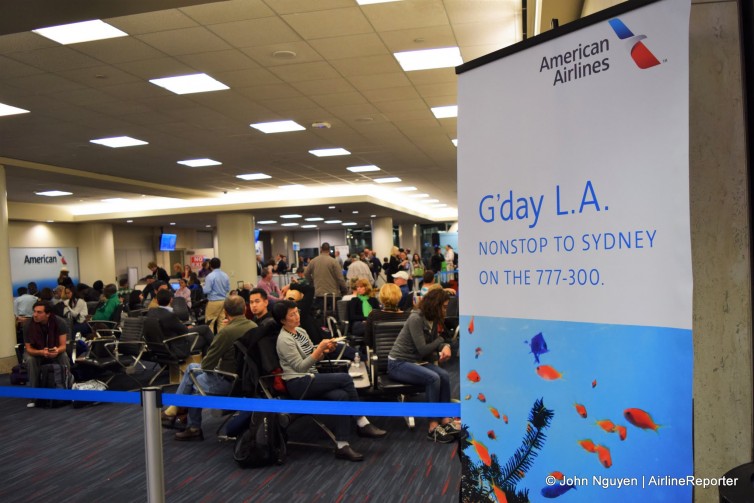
[413,265,424,277]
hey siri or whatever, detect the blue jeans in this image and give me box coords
[387,359,450,403]
[176,362,232,429]
[285,372,358,441]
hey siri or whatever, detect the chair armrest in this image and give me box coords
[104,340,147,368]
[187,367,238,396]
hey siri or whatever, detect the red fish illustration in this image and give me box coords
[549,471,565,481]
[467,370,481,383]
[492,484,507,503]
[489,406,500,419]
[578,439,597,453]
[596,419,615,433]
[595,444,612,468]
[470,437,492,466]
[574,403,587,418]
[502,415,508,424]
[624,408,660,431]
[477,393,486,403]
[468,316,475,334]
[592,379,597,388]
[487,430,496,440]
[536,365,563,380]
[613,425,627,441]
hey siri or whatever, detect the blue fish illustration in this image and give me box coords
[525,332,549,363]
[541,482,577,498]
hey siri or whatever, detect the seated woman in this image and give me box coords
[364,284,412,348]
[348,279,380,338]
[174,277,192,308]
[62,286,91,336]
[273,299,386,461]
[387,288,458,444]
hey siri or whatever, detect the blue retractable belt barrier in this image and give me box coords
[0,386,461,417]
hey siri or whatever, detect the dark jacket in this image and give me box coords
[147,307,188,340]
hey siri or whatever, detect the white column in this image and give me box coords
[0,166,16,366]
[398,223,420,254]
[217,213,258,287]
[371,217,393,262]
[77,222,117,286]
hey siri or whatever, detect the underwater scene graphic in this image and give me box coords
[459,316,692,502]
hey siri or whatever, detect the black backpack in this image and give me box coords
[233,412,286,468]
[36,363,73,408]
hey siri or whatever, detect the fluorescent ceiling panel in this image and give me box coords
[374,177,401,184]
[101,198,127,203]
[309,148,350,157]
[178,158,221,167]
[347,165,380,173]
[411,193,430,198]
[237,173,271,181]
[301,224,318,229]
[33,20,127,45]
[305,217,324,221]
[431,105,458,119]
[342,222,358,226]
[325,220,342,224]
[280,214,302,218]
[90,136,148,148]
[257,220,277,224]
[250,120,305,133]
[149,73,229,95]
[36,190,72,197]
[396,186,417,192]
[394,47,462,72]
[0,103,30,117]
[281,223,299,227]
[452,139,458,147]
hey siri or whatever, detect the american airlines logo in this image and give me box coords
[608,18,661,69]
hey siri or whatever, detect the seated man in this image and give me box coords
[392,271,414,311]
[24,301,70,406]
[92,283,121,321]
[257,267,282,300]
[166,295,256,441]
[147,289,213,354]
[14,286,37,317]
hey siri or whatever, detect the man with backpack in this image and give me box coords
[23,301,70,407]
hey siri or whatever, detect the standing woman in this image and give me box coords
[273,300,387,461]
[387,288,457,443]
[386,246,401,283]
[183,264,192,280]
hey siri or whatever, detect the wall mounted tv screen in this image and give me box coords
[159,233,177,251]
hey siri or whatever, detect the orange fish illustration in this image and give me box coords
[595,444,612,468]
[487,430,496,440]
[492,484,507,503]
[592,379,597,388]
[536,365,563,380]
[467,370,481,383]
[549,471,565,481]
[489,406,500,419]
[468,316,475,334]
[470,437,492,466]
[613,425,627,441]
[596,419,615,433]
[464,394,471,400]
[502,415,508,424]
[477,393,486,403]
[578,439,597,453]
[574,403,587,418]
[624,408,660,431]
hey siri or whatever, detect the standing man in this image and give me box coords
[305,242,348,298]
[346,254,373,284]
[444,244,456,281]
[204,257,230,332]
[24,301,70,404]
[430,246,444,274]
[148,261,171,283]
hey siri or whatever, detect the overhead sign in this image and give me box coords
[10,247,79,294]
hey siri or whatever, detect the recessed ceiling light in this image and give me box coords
[305,217,324,222]
[452,139,458,147]
[90,136,148,148]
[178,158,221,167]
[280,214,302,219]
[126,220,133,223]
[411,193,430,198]
[370,214,377,218]
[431,105,458,119]
[396,186,417,192]
[205,225,212,228]
[301,224,318,229]
[342,222,358,226]
[170,222,176,226]
[258,220,277,224]
[309,148,350,157]
[0,103,30,117]
[394,47,463,72]
[352,210,359,214]
[46,220,55,223]
[325,220,342,224]
[347,165,380,173]
[328,206,336,209]
[35,190,72,197]
[281,223,299,227]
[236,173,271,181]
[250,120,305,133]
[374,177,401,184]
[101,198,127,203]
[149,73,229,95]
[33,20,127,45]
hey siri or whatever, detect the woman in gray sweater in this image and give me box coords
[273,300,386,462]
[387,288,458,443]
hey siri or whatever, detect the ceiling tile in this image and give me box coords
[290,77,356,96]
[117,57,195,79]
[445,0,519,24]
[137,27,232,56]
[268,61,340,82]
[347,72,410,91]
[311,91,367,108]
[282,7,372,39]
[0,54,45,77]
[235,83,302,100]
[242,41,323,67]
[378,25,457,53]
[9,46,102,72]
[176,49,259,73]
[55,65,142,88]
[266,0,353,15]
[72,37,167,64]
[414,81,457,98]
[329,54,402,77]
[208,17,301,48]
[260,96,320,113]
[375,98,426,113]
[180,0,275,24]
[361,0,448,31]
[215,67,282,87]
[361,86,420,103]
[108,10,199,34]
[454,20,518,48]
[308,33,389,60]
[381,109,434,122]
[405,67,456,86]
[4,72,85,94]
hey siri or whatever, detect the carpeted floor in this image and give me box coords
[0,360,462,502]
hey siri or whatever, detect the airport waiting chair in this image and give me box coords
[171,296,193,324]
[75,318,146,389]
[141,317,200,386]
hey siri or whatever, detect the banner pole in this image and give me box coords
[141,387,165,503]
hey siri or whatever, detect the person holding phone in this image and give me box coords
[23,301,70,405]
[273,299,387,461]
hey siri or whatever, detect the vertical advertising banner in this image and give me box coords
[10,247,79,294]
[456,0,692,501]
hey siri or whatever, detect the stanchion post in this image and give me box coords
[141,387,165,503]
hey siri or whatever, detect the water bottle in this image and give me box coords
[353,352,361,368]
